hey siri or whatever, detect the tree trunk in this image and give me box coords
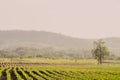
[99,53,102,64]
[98,58,102,64]
[99,58,102,64]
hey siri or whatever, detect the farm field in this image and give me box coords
[0,58,120,80]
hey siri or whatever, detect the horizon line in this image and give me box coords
[0,29,119,39]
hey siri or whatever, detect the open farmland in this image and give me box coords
[0,58,120,80]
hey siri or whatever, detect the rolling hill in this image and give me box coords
[0,30,120,58]
[0,30,93,49]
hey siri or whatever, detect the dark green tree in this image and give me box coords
[92,39,110,64]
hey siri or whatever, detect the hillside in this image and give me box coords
[0,30,120,58]
[0,30,93,49]
[1,30,120,50]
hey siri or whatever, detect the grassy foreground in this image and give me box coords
[0,58,120,80]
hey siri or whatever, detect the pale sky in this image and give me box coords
[0,0,120,39]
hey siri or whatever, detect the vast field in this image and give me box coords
[0,58,120,80]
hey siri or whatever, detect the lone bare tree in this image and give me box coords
[91,39,110,64]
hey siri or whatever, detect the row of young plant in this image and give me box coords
[0,67,120,80]
[0,67,78,80]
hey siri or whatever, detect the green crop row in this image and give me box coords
[0,66,120,80]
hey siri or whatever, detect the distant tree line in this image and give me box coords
[0,47,91,59]
[0,46,119,60]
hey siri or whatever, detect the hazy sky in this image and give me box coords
[0,0,120,39]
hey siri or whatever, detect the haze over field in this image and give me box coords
[0,30,120,59]
[0,0,120,59]
[0,0,120,39]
